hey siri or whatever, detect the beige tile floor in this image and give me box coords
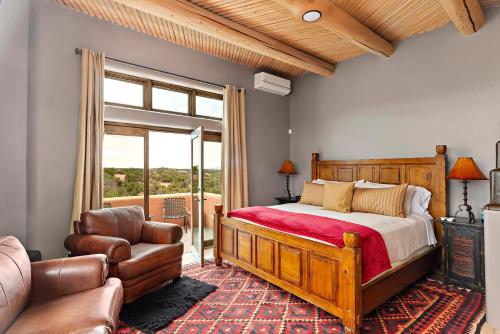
[182,247,214,266]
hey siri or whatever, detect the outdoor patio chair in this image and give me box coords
[163,197,189,232]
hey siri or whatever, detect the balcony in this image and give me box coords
[103,192,221,256]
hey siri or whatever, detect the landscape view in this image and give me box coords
[104,167,221,198]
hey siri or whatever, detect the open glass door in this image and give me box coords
[191,127,205,265]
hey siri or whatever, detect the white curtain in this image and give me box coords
[222,85,248,212]
[70,48,105,232]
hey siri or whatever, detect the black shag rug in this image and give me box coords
[120,276,217,333]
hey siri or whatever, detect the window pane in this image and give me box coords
[204,141,222,195]
[196,96,223,119]
[202,141,221,246]
[152,87,189,113]
[103,134,144,209]
[104,78,143,107]
[148,132,191,220]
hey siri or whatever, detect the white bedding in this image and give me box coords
[232,203,437,266]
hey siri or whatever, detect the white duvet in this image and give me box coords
[233,203,437,266]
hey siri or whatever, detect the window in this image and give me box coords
[104,71,223,119]
[103,124,221,219]
[104,77,144,108]
[152,87,189,114]
[196,95,224,119]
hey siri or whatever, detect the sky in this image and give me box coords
[103,131,222,169]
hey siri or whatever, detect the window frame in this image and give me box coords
[104,71,224,120]
[103,122,221,220]
[104,71,148,110]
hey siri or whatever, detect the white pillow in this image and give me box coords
[361,181,431,216]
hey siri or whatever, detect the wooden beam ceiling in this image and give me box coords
[52,0,500,77]
[274,0,394,58]
[111,0,336,76]
[439,0,486,35]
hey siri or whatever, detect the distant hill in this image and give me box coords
[104,167,221,198]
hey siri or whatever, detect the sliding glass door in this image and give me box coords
[102,123,221,262]
[191,127,205,265]
[103,126,148,212]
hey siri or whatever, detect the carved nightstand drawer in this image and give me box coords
[440,218,484,291]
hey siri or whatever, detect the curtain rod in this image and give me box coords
[74,48,226,90]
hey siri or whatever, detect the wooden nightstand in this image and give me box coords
[440,217,484,291]
[275,196,300,204]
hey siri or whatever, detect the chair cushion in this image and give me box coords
[80,206,145,244]
[118,243,183,281]
[5,278,123,334]
[0,236,31,333]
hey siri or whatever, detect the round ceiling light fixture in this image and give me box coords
[302,10,321,22]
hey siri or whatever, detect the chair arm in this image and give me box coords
[142,221,183,244]
[64,234,131,263]
[31,254,108,303]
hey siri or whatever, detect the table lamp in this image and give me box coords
[447,157,488,223]
[278,160,296,199]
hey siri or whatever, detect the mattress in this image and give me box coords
[231,203,437,268]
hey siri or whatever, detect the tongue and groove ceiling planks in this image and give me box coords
[51,0,499,77]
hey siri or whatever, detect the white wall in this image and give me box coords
[27,1,290,258]
[0,0,29,243]
[290,8,500,217]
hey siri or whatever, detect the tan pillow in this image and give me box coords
[322,182,355,213]
[299,182,324,206]
[352,184,408,217]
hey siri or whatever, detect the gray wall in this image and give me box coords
[27,1,290,258]
[0,0,29,243]
[290,8,500,217]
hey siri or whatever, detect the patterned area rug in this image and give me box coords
[118,261,485,334]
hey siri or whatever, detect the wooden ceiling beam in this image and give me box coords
[111,0,336,76]
[439,0,485,35]
[274,0,394,58]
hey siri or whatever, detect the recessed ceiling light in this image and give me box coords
[302,10,321,22]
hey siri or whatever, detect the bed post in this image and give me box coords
[434,145,447,246]
[342,232,362,334]
[214,204,223,266]
[312,153,319,180]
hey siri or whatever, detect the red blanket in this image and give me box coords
[227,206,391,283]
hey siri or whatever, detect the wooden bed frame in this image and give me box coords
[214,145,447,334]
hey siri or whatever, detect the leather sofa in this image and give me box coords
[0,236,123,334]
[65,205,183,303]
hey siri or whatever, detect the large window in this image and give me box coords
[103,124,221,219]
[104,71,223,120]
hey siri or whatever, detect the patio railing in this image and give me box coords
[103,193,221,228]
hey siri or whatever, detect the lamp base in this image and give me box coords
[286,174,292,200]
[454,180,476,223]
[454,204,476,223]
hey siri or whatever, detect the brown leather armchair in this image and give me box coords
[65,205,184,303]
[0,236,123,334]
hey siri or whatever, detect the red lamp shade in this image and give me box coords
[278,160,296,174]
[447,157,488,180]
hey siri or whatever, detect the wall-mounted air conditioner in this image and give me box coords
[254,72,291,96]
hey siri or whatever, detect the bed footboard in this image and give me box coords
[213,205,362,334]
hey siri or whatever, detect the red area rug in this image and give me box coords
[118,261,485,334]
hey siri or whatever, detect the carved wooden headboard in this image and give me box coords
[311,145,447,244]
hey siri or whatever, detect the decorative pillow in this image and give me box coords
[322,182,355,213]
[299,182,324,206]
[360,181,431,216]
[352,184,408,217]
[355,182,416,217]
